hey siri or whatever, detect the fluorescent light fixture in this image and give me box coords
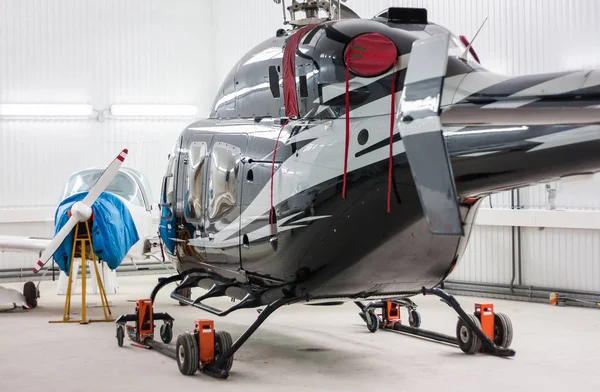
[0,104,93,117]
[110,104,198,117]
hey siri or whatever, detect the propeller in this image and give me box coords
[32,149,129,274]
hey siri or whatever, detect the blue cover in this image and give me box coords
[52,192,140,275]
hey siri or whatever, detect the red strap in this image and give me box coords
[387,59,398,213]
[344,51,398,212]
[343,60,351,199]
[282,24,317,118]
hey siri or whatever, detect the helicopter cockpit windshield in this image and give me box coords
[61,168,150,210]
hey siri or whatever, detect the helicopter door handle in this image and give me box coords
[158,202,172,208]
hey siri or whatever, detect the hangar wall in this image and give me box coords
[0,0,214,269]
[2,0,600,298]
[0,0,215,210]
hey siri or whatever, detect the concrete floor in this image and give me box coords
[1,274,599,392]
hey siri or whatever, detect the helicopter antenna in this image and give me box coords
[460,16,488,61]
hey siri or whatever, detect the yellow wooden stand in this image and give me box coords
[50,220,114,324]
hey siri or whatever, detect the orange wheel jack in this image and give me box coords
[357,297,421,332]
[175,319,234,379]
[115,299,174,347]
[355,287,515,358]
[114,299,234,379]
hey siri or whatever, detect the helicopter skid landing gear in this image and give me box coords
[115,283,297,380]
[355,287,515,358]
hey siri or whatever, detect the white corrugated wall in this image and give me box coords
[0,0,214,268]
[3,0,600,292]
[0,0,214,208]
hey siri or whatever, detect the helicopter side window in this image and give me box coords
[207,142,241,220]
[161,157,175,206]
[269,66,280,98]
[186,142,208,221]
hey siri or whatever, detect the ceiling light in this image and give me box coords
[110,104,198,117]
[0,104,93,117]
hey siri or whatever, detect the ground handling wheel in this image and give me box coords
[160,322,173,344]
[176,332,199,376]
[493,312,513,348]
[178,287,192,306]
[203,330,234,376]
[116,325,125,347]
[456,314,482,354]
[408,309,421,328]
[365,310,379,333]
[23,281,38,309]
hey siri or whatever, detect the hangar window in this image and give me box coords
[186,142,208,221]
[207,142,241,220]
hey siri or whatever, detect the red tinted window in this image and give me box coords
[344,33,398,77]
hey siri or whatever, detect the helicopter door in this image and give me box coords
[181,134,213,262]
[159,139,182,256]
[204,134,248,268]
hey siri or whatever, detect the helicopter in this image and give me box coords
[126,1,600,378]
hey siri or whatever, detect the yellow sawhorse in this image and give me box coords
[50,219,114,324]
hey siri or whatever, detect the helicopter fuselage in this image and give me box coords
[158,15,600,305]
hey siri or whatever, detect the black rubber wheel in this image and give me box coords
[456,314,482,354]
[205,330,234,375]
[178,287,192,306]
[116,325,124,347]
[176,332,199,376]
[23,281,38,309]
[160,323,173,344]
[493,312,513,348]
[366,310,379,333]
[409,310,421,328]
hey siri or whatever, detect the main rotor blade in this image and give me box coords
[441,107,600,126]
[32,216,79,273]
[81,149,128,206]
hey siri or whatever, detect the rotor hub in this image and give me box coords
[71,201,93,222]
[274,0,346,26]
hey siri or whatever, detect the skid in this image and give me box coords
[356,287,516,358]
[120,275,299,380]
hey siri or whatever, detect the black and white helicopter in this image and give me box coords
[144,0,600,377]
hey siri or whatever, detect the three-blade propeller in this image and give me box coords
[32,149,128,274]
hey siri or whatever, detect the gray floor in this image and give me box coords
[1,274,599,392]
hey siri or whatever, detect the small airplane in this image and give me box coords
[135,0,600,377]
[0,150,164,310]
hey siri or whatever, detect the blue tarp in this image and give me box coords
[53,192,140,275]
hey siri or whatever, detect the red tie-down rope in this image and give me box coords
[343,53,398,213]
[387,58,398,213]
[271,24,316,237]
